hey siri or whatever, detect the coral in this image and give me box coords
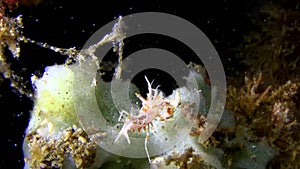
[0,13,22,60]
[165,147,213,169]
[0,3,30,95]
[226,73,272,124]
[236,0,300,84]
[189,114,207,137]
[25,127,97,169]
[29,65,79,135]
[22,17,128,168]
[225,73,300,168]
[227,2,300,166]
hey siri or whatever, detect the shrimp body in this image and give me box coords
[114,76,180,163]
[115,113,152,144]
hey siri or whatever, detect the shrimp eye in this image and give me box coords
[142,104,150,112]
[167,107,174,115]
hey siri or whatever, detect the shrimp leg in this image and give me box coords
[145,131,151,163]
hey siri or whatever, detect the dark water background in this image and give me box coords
[1,0,264,168]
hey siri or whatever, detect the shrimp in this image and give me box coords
[114,76,180,163]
